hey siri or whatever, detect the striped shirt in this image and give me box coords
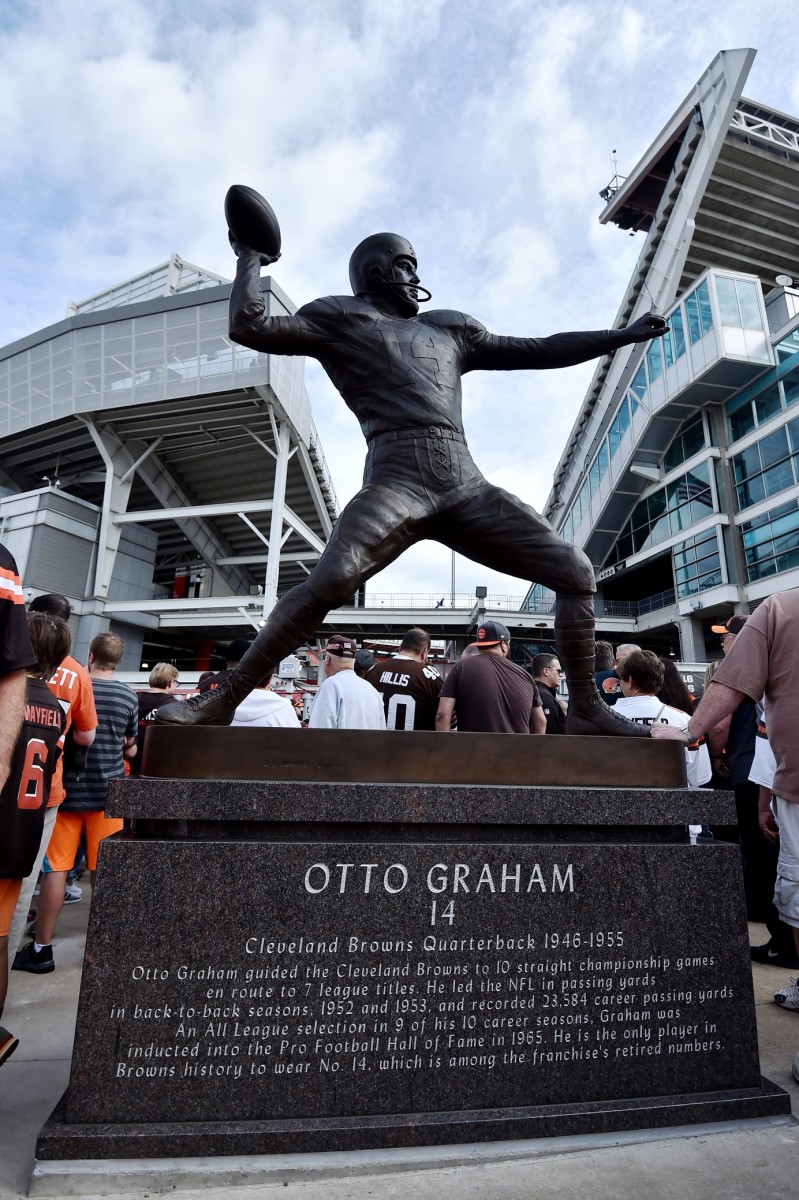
[62,678,137,811]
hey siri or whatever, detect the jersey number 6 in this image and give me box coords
[16,738,50,810]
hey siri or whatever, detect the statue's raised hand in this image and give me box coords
[228,230,280,266]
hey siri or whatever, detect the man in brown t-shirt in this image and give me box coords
[435,620,545,734]
[651,592,799,1083]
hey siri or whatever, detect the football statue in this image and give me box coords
[157,187,667,735]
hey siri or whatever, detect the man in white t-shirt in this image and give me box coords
[308,635,386,731]
[615,650,711,790]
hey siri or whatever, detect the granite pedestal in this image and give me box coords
[37,731,791,1161]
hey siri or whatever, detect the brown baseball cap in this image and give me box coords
[324,634,357,658]
[711,615,749,636]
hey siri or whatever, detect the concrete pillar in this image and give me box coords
[73,603,110,667]
[676,615,707,663]
[263,418,291,618]
[73,606,143,672]
[81,420,135,601]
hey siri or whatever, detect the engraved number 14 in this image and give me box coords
[430,899,455,926]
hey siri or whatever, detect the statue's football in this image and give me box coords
[224,185,282,260]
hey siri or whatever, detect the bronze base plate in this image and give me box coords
[141,727,686,788]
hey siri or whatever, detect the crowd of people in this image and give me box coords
[1,538,797,1086]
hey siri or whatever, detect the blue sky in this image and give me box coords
[2,1,799,598]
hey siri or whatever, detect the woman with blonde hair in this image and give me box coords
[130,662,180,776]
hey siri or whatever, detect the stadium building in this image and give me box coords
[526,47,799,666]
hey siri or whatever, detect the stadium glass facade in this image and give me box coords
[526,49,799,665]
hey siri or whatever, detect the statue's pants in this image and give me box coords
[235,434,595,689]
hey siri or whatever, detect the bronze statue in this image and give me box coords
[157,212,667,734]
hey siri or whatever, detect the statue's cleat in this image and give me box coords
[565,694,651,738]
[154,680,239,727]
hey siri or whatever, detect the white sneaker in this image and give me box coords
[774,977,799,1010]
[63,881,82,904]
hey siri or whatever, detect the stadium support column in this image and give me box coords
[81,418,135,601]
[676,614,707,664]
[72,602,111,669]
[262,416,291,618]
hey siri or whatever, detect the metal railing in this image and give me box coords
[637,588,676,616]
[731,106,799,157]
[360,592,529,611]
[308,420,339,512]
[144,586,683,620]
[602,600,637,618]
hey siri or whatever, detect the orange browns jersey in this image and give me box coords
[46,655,98,807]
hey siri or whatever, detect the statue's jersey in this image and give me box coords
[230,287,612,442]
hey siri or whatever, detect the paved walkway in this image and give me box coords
[1,897,797,1200]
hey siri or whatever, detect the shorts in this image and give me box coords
[0,878,23,938]
[773,797,799,929]
[44,810,124,872]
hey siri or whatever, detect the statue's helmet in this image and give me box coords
[348,233,417,295]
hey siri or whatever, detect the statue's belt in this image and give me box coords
[368,426,466,447]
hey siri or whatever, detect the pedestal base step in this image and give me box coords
[37,1077,791,1165]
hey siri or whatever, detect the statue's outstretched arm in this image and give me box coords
[466,312,668,373]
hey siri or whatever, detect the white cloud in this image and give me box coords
[479,223,560,327]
